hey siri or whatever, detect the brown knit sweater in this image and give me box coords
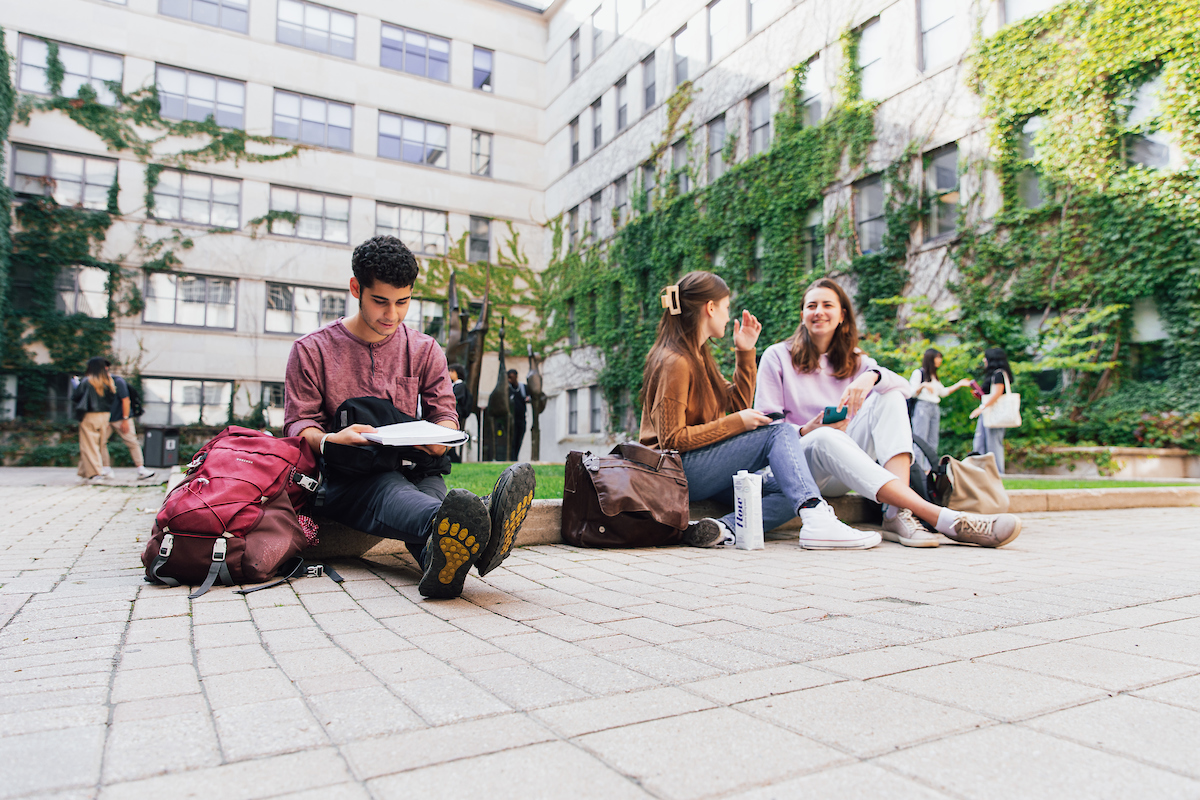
[639,349,757,452]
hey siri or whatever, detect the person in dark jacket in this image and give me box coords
[71,357,116,482]
[101,374,157,480]
[448,363,473,463]
[507,369,528,461]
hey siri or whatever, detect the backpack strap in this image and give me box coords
[188,538,234,600]
[147,533,182,587]
[233,557,345,595]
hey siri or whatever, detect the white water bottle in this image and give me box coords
[733,470,764,550]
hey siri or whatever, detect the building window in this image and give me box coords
[749,234,764,282]
[1002,0,1056,25]
[141,377,232,426]
[590,191,602,239]
[616,77,628,131]
[642,161,656,198]
[708,0,739,63]
[748,0,761,30]
[642,52,656,111]
[1125,76,1172,170]
[592,97,603,148]
[404,299,445,342]
[379,113,448,169]
[12,147,117,210]
[570,117,580,166]
[156,66,245,128]
[802,56,823,126]
[707,115,727,183]
[673,25,694,87]
[858,19,884,100]
[567,300,578,346]
[749,88,771,156]
[801,208,823,273]
[277,0,355,59]
[1018,115,1045,209]
[570,29,581,79]
[614,176,628,227]
[151,170,240,228]
[673,139,690,194]
[18,37,123,106]
[268,187,350,243]
[589,385,603,433]
[472,131,493,177]
[926,143,958,240]
[381,24,449,81]
[855,174,886,254]
[144,272,236,328]
[265,283,347,334]
[568,206,580,250]
[263,382,286,428]
[469,217,491,262]
[592,5,605,60]
[473,47,494,92]
[56,266,110,318]
[375,203,449,255]
[159,0,248,32]
[567,387,579,434]
[273,90,352,150]
[920,0,961,71]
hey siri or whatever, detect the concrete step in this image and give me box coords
[304,485,1200,560]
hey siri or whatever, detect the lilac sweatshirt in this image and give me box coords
[284,319,457,438]
[754,341,909,426]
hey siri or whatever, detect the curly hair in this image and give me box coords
[351,236,420,289]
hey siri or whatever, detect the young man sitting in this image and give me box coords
[284,236,535,598]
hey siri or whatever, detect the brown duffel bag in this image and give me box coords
[562,442,689,548]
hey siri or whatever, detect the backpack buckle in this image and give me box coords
[212,538,227,562]
[305,565,325,578]
[159,533,174,558]
[293,471,319,492]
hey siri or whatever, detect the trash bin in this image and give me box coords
[143,427,180,468]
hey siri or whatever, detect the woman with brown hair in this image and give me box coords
[640,271,879,549]
[756,278,1021,548]
[71,356,117,483]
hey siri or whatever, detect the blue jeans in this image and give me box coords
[680,424,822,533]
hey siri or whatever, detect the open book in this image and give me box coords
[361,420,470,447]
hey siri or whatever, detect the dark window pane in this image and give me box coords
[216,108,242,128]
[429,58,449,82]
[278,23,303,47]
[304,30,330,53]
[160,95,186,120]
[402,142,424,163]
[274,119,299,140]
[331,38,354,59]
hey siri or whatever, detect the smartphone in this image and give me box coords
[765,411,786,421]
[822,405,848,425]
[969,380,983,400]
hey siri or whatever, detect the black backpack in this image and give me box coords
[906,368,926,419]
[321,396,452,482]
[128,383,145,418]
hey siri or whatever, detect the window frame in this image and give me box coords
[374,202,449,256]
[471,130,493,177]
[589,385,603,433]
[140,376,234,427]
[155,64,246,129]
[11,145,119,211]
[378,111,449,169]
[749,87,771,156]
[589,191,603,240]
[672,139,690,194]
[267,185,351,244]
[159,0,249,33]
[613,175,628,227]
[857,19,884,100]
[918,0,960,72]
[672,25,690,87]
[616,77,628,131]
[592,5,604,61]
[592,97,603,149]
[567,387,579,434]
[142,271,238,329]
[469,216,491,263]
[55,265,110,318]
[473,46,494,92]
[276,0,356,59]
[642,52,656,112]
[570,29,581,79]
[924,143,959,241]
[264,282,348,335]
[707,114,727,183]
[18,36,124,106]
[150,168,242,229]
[568,205,580,250]
[569,117,580,166]
[854,174,886,255]
[272,89,353,151]
[380,23,451,82]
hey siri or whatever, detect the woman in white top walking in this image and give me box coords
[909,348,970,471]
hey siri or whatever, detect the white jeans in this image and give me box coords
[798,391,913,502]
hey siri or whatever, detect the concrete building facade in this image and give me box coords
[3,0,1062,462]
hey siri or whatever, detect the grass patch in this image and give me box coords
[1003,479,1193,490]
[446,463,565,499]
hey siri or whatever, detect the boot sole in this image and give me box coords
[880,529,941,548]
[476,463,536,577]
[800,532,882,550]
[419,489,490,599]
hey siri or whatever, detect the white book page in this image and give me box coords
[361,420,470,447]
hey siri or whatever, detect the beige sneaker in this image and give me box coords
[881,508,941,547]
[946,512,1022,548]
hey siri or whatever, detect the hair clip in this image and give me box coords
[661,285,681,315]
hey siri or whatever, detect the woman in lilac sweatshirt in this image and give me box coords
[755,278,1022,549]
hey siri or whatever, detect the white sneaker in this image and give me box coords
[136,466,157,480]
[100,466,115,478]
[798,502,881,550]
[88,473,108,484]
[881,508,941,547]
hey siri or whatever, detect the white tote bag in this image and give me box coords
[982,371,1021,429]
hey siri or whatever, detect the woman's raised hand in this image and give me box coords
[732,310,762,351]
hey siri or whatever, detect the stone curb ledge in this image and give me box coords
[306,486,1200,560]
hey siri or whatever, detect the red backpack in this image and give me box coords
[141,427,333,598]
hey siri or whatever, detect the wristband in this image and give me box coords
[868,368,882,385]
[320,433,331,455]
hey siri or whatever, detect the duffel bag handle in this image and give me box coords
[612,442,677,472]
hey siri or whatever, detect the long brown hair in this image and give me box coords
[786,277,860,379]
[641,271,731,421]
[85,356,115,396]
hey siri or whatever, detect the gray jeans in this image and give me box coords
[681,423,822,533]
[973,418,1006,474]
[911,399,940,471]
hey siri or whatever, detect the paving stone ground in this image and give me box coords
[2,484,1200,799]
